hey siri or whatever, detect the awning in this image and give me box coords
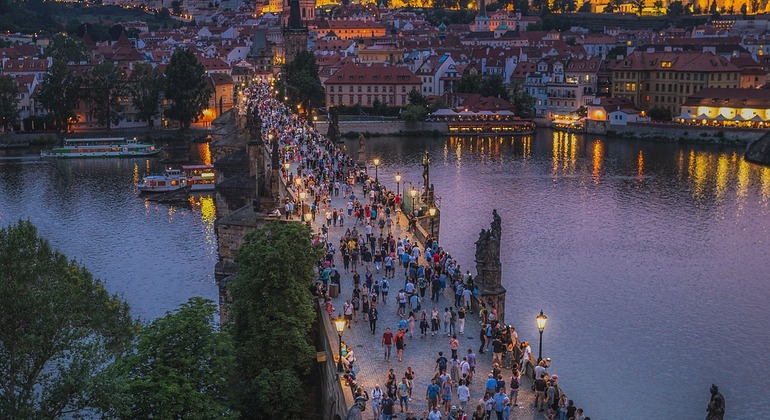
[696,114,709,120]
[678,113,694,120]
[714,114,728,121]
[431,109,458,116]
[749,115,764,122]
[497,110,515,115]
[732,114,745,121]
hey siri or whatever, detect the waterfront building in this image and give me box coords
[609,50,740,116]
[312,20,387,40]
[324,62,421,107]
[677,87,770,128]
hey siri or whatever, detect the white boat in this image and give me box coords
[41,137,160,158]
[182,165,216,191]
[137,165,215,193]
[137,168,186,193]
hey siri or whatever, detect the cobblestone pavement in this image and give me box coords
[306,178,548,420]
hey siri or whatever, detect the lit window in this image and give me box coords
[661,61,672,68]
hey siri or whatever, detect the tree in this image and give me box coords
[481,75,510,101]
[647,107,672,122]
[38,60,82,132]
[509,83,535,118]
[84,61,125,128]
[229,222,321,419]
[127,63,164,128]
[578,1,592,12]
[0,220,137,419]
[164,48,211,130]
[401,104,429,128]
[0,75,19,130]
[457,74,482,95]
[107,298,237,419]
[632,0,644,15]
[653,0,663,14]
[46,34,88,63]
[171,0,182,14]
[408,88,427,106]
[282,50,325,111]
[750,0,759,13]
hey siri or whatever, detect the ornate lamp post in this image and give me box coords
[536,310,548,362]
[299,190,306,216]
[304,212,313,228]
[409,186,417,216]
[334,313,346,373]
[428,207,437,236]
[395,172,401,197]
[373,157,380,183]
[283,162,290,180]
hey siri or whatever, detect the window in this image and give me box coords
[358,86,362,92]
[625,83,636,92]
[661,61,672,68]
[349,86,354,92]
[374,86,379,92]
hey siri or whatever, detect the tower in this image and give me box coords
[283,0,308,64]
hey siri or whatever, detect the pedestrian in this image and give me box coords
[450,334,460,359]
[509,364,521,407]
[457,379,471,412]
[405,366,415,399]
[426,378,440,411]
[382,327,394,361]
[442,377,453,412]
[435,351,448,375]
[407,311,416,339]
[398,377,410,413]
[381,393,395,420]
[413,309,426,337]
[371,384,383,419]
[395,328,406,362]
[369,306,378,334]
[431,307,440,337]
[467,349,477,384]
[443,308,451,336]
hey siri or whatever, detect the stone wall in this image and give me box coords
[586,120,765,144]
[745,131,770,167]
[315,120,448,136]
[315,299,355,420]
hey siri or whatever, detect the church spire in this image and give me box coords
[478,0,487,18]
[288,0,302,29]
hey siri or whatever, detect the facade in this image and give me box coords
[610,51,740,116]
[324,63,421,107]
[679,87,770,127]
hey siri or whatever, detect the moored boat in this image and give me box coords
[41,137,160,158]
[182,165,216,191]
[137,165,216,193]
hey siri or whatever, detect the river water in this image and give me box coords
[348,130,770,419]
[0,143,219,322]
[1,132,768,418]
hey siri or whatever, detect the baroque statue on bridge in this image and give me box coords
[474,209,502,291]
[706,384,725,420]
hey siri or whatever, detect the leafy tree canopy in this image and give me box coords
[38,59,83,132]
[46,34,88,63]
[128,63,165,128]
[229,221,321,419]
[0,220,137,419]
[281,50,325,111]
[164,48,211,130]
[0,75,20,130]
[106,298,238,419]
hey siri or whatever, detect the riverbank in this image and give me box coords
[745,131,770,167]
[585,119,765,145]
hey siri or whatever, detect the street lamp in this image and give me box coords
[299,190,306,215]
[428,206,437,237]
[536,310,548,362]
[372,157,380,183]
[334,313,346,373]
[395,172,401,197]
[304,212,313,228]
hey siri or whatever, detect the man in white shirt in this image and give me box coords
[457,379,471,412]
[371,384,383,419]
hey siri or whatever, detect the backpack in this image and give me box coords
[438,357,447,370]
[511,376,520,389]
[381,279,389,292]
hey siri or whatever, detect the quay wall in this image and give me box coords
[315,121,448,136]
[315,300,355,420]
[586,120,766,144]
[745,131,770,166]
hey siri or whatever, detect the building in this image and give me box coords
[324,63,421,107]
[610,50,740,116]
[678,87,770,128]
[283,0,309,64]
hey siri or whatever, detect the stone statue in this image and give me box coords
[422,150,431,196]
[706,384,725,420]
[327,108,341,142]
[271,135,279,169]
[474,209,502,291]
[357,133,366,165]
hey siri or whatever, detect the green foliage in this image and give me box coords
[46,34,88,63]
[578,1,592,12]
[667,0,684,16]
[229,221,321,419]
[0,220,137,419]
[164,48,211,130]
[0,75,19,130]
[457,74,510,101]
[408,88,428,106]
[607,45,627,59]
[106,298,237,419]
[576,105,588,118]
[128,63,165,128]
[647,107,672,122]
[509,83,535,118]
[553,0,577,13]
[38,60,83,132]
[401,104,429,128]
[281,50,326,111]
[84,61,125,128]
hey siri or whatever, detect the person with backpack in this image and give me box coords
[380,278,390,303]
[435,351,448,375]
[509,364,521,407]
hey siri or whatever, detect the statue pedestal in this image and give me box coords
[480,284,507,325]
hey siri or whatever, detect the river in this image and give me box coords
[0,143,219,322]
[348,130,770,419]
[1,132,768,418]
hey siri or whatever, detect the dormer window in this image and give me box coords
[661,61,672,68]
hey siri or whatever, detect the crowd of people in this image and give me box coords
[241,84,590,420]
